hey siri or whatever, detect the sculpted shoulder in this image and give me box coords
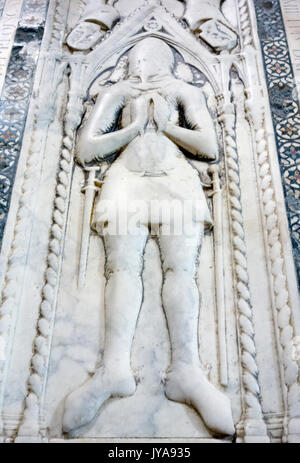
[178,80,205,101]
[161,78,205,104]
[94,80,136,101]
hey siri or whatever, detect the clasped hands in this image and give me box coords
[129,93,170,135]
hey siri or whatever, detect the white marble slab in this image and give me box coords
[0,0,23,95]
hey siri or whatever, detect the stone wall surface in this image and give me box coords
[0,0,299,443]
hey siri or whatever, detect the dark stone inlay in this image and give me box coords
[254,0,300,287]
[0,0,49,243]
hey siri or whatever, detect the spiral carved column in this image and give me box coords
[246,99,300,442]
[219,102,269,442]
[16,61,86,442]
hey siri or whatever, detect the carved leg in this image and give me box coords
[158,225,234,437]
[63,226,149,433]
[102,227,149,371]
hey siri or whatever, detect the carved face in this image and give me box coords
[128,38,174,82]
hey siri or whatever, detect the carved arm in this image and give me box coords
[76,85,145,164]
[163,86,218,161]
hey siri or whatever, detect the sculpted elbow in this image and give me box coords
[195,135,218,160]
[208,142,219,160]
[75,137,94,164]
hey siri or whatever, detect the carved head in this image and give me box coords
[128,38,174,82]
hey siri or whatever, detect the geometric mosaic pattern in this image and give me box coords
[254,0,300,287]
[0,0,48,242]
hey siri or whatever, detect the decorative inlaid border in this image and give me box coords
[254,0,300,287]
[0,0,49,243]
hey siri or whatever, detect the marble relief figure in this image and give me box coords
[1,0,300,445]
[62,37,234,436]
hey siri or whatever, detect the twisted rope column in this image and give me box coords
[248,111,300,442]
[0,56,66,441]
[237,0,300,441]
[0,110,41,439]
[16,61,85,441]
[0,0,69,440]
[238,0,253,49]
[219,102,269,442]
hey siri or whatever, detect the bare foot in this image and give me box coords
[63,366,136,433]
[165,364,235,436]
